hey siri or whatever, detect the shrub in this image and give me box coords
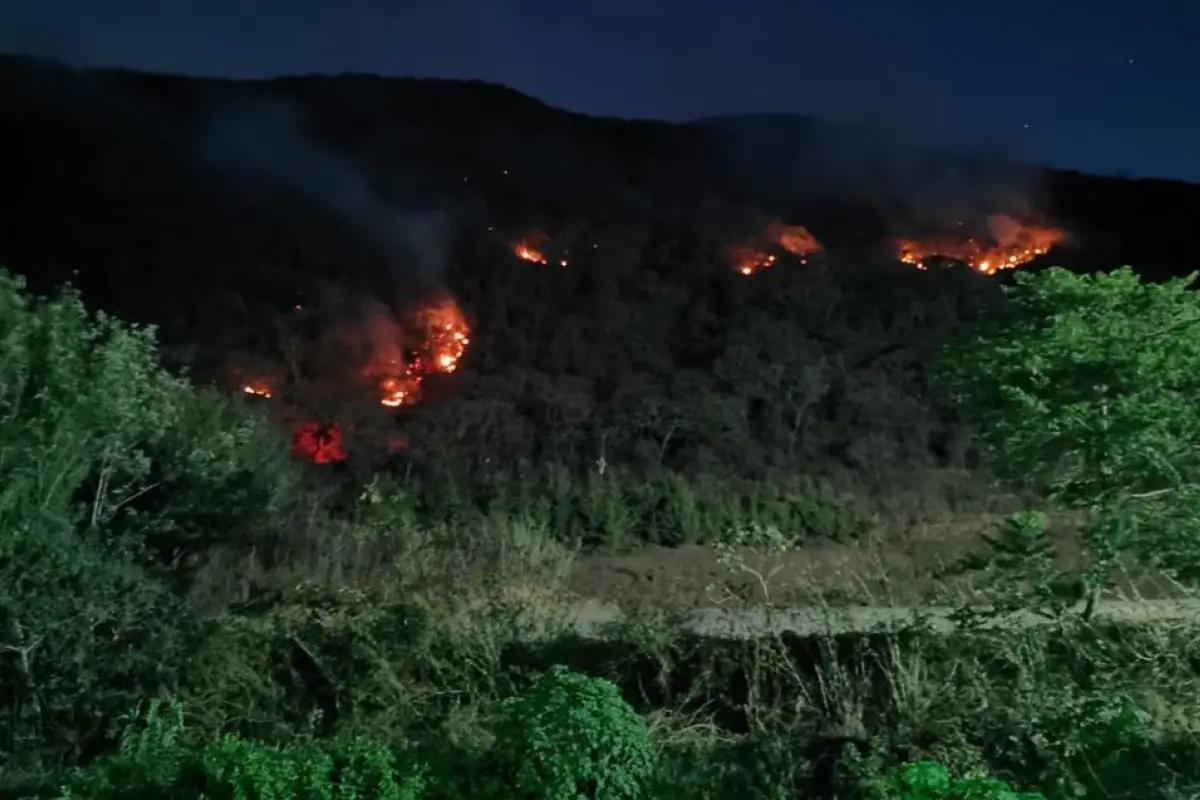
[57,699,428,799]
[0,270,298,770]
[486,665,655,800]
[863,760,1045,800]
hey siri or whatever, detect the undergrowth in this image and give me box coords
[7,266,1200,798]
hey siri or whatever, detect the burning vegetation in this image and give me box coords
[241,292,471,464]
[894,214,1066,274]
[730,220,823,275]
[242,381,273,399]
[292,421,348,464]
[368,293,471,408]
[248,211,1063,465]
[512,233,568,267]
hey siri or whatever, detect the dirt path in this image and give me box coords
[544,598,1200,641]
[550,512,1200,640]
[565,514,1190,611]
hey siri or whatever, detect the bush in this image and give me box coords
[485,665,655,800]
[0,270,298,771]
[863,760,1045,800]
[57,700,428,799]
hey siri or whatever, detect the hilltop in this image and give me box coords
[1,53,1199,606]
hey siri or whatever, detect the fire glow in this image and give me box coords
[731,221,822,275]
[368,294,471,409]
[514,241,548,264]
[731,245,777,276]
[894,214,1066,274]
[241,293,471,465]
[512,233,568,267]
[292,421,347,464]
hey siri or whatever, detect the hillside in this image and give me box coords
[2,53,1200,580]
[11,54,1200,798]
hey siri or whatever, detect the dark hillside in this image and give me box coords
[1,53,1198,522]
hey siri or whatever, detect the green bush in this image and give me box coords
[484,665,655,800]
[57,700,428,799]
[58,668,652,800]
[863,760,1045,800]
[0,270,298,771]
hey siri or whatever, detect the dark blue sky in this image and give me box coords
[3,0,1197,181]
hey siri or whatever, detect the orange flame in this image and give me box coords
[366,294,471,408]
[731,220,822,275]
[766,221,822,260]
[514,241,548,264]
[895,214,1066,274]
[730,244,777,276]
[416,294,471,376]
[242,381,273,399]
[512,232,568,267]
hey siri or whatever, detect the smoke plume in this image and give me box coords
[197,93,450,279]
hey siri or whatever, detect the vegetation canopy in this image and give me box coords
[936,266,1200,609]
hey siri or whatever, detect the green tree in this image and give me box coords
[0,270,296,772]
[935,266,1200,614]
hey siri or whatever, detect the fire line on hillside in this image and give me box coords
[730,221,823,275]
[241,292,471,464]
[245,211,1065,465]
[893,214,1066,274]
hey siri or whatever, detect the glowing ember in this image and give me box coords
[366,294,471,408]
[242,382,273,399]
[292,421,348,464]
[730,244,777,276]
[895,214,1066,274]
[730,220,822,275]
[766,221,822,261]
[512,232,567,267]
[514,242,548,264]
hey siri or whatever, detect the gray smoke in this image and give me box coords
[197,94,450,277]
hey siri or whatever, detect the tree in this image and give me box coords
[935,266,1200,615]
[0,270,297,769]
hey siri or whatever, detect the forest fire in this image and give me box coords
[514,241,548,264]
[242,293,471,464]
[730,244,777,276]
[894,214,1066,274]
[367,293,471,408]
[292,421,347,464]
[512,233,568,267]
[730,221,822,275]
[766,221,822,261]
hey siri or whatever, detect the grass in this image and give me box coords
[11,463,1200,797]
[9,445,1200,797]
[108,471,1198,799]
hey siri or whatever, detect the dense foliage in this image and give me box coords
[0,271,297,767]
[3,266,1198,798]
[937,267,1200,613]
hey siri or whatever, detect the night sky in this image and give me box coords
[3,0,1198,182]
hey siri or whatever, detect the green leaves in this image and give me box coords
[865,760,1045,800]
[59,700,428,799]
[936,266,1200,600]
[0,270,299,769]
[490,665,655,800]
[937,266,1200,505]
